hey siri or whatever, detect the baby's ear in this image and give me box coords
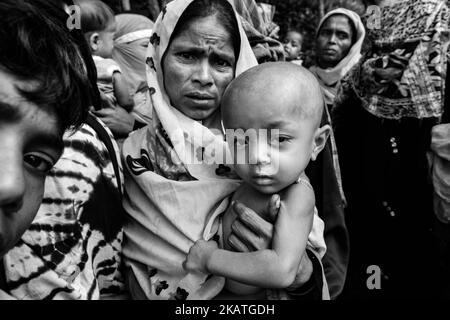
[89,32,100,52]
[311,124,331,161]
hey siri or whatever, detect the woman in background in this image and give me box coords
[113,13,154,124]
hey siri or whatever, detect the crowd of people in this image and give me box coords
[0,0,449,301]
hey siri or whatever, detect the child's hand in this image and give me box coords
[183,240,218,274]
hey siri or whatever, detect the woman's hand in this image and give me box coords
[228,195,314,289]
[183,240,218,274]
[91,106,135,138]
[227,195,280,252]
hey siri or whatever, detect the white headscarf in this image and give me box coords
[145,0,257,178]
[310,8,365,105]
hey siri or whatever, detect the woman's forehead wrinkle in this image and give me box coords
[188,33,233,56]
[199,32,228,46]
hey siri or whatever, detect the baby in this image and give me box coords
[76,0,134,112]
[283,30,304,66]
[184,62,330,298]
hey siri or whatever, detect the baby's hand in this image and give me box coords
[183,240,218,274]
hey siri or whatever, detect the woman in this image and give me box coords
[333,0,449,299]
[310,8,365,108]
[113,13,154,124]
[305,9,366,299]
[121,0,328,300]
[93,0,285,136]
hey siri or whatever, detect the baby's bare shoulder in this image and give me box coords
[280,181,315,217]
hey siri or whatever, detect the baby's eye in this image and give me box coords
[24,154,54,174]
[272,136,290,145]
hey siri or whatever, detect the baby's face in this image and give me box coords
[223,90,318,194]
[96,23,116,58]
[283,31,303,61]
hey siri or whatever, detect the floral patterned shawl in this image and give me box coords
[338,0,450,120]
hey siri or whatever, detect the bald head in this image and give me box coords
[222,62,325,129]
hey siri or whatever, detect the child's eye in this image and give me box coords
[272,136,290,145]
[24,154,55,174]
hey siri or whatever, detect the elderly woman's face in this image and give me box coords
[163,15,236,121]
[316,15,354,69]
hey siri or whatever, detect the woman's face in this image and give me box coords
[163,15,236,121]
[316,15,354,69]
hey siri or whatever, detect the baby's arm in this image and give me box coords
[113,72,134,112]
[184,183,315,289]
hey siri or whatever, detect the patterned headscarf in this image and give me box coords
[340,0,450,120]
[142,0,257,179]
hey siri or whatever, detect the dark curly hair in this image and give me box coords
[0,0,94,133]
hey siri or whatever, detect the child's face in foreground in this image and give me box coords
[283,31,303,61]
[224,88,319,194]
[0,68,63,257]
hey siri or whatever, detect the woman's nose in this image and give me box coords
[0,148,25,213]
[192,61,213,86]
[328,33,338,44]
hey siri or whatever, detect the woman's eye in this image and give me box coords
[215,59,231,68]
[178,52,195,60]
[24,154,54,174]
